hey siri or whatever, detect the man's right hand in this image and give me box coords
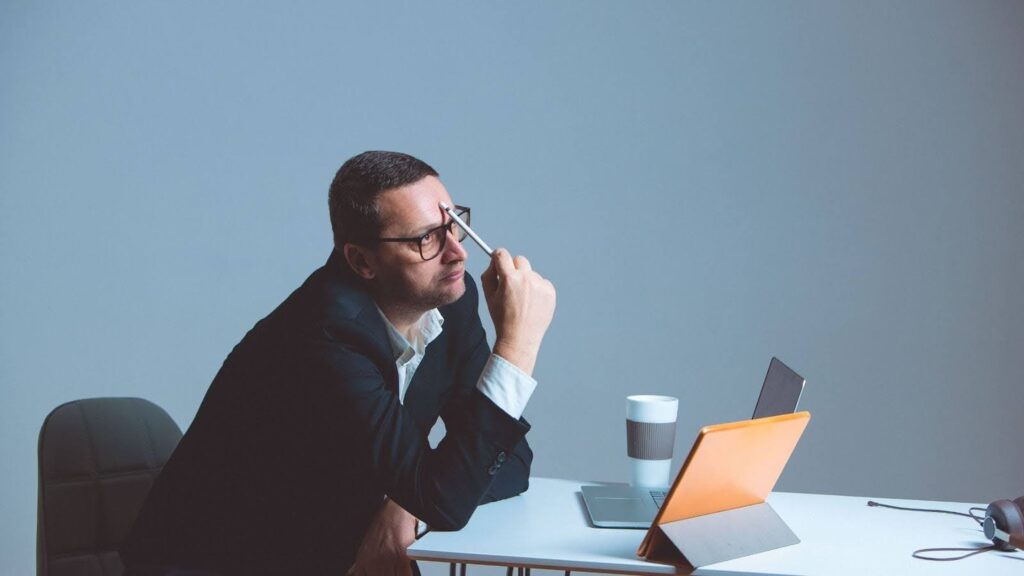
[346,498,418,576]
[480,248,556,376]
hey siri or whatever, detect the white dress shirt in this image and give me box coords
[375,306,535,536]
[375,306,537,420]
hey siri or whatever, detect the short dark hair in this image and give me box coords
[328,151,439,247]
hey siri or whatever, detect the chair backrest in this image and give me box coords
[38,397,183,576]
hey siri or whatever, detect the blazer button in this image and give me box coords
[496,451,507,463]
[487,464,499,475]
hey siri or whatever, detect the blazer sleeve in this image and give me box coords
[440,279,533,505]
[302,278,530,531]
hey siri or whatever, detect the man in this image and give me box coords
[120,151,557,575]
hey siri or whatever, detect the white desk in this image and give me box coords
[407,477,1023,575]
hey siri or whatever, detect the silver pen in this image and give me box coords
[440,201,493,256]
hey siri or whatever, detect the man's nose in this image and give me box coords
[443,227,467,261]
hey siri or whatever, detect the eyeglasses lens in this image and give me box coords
[419,207,471,261]
[454,209,469,242]
[421,228,446,261]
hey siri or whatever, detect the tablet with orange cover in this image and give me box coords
[637,411,811,567]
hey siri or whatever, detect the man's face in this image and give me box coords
[365,176,468,312]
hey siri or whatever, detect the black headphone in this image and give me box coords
[983,496,1024,551]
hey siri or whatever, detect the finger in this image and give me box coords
[481,257,498,295]
[513,255,532,273]
[491,248,516,279]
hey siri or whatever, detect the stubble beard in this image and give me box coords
[380,272,465,318]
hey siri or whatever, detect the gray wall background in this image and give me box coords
[3,1,1023,574]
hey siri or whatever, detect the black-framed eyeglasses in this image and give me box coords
[377,205,471,261]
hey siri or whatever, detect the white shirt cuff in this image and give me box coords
[475,353,537,420]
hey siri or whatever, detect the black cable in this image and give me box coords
[866,500,982,524]
[968,506,988,525]
[912,545,999,561]
[866,499,1021,561]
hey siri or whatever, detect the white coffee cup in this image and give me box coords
[626,395,679,487]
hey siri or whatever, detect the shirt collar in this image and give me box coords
[376,307,445,362]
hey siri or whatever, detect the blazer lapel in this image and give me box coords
[323,249,400,393]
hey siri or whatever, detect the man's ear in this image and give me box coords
[342,243,377,280]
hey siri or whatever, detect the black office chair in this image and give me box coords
[37,397,183,576]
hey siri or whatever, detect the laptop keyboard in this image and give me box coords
[650,490,668,509]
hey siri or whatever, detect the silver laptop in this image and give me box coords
[581,357,806,528]
[752,357,806,419]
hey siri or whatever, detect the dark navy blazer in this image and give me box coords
[121,250,533,575]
